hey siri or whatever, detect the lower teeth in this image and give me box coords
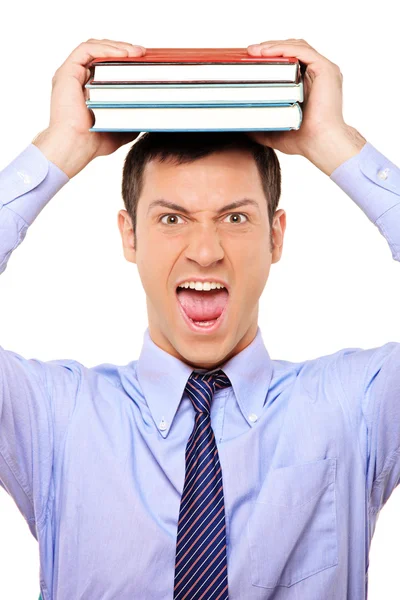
[189,317,218,326]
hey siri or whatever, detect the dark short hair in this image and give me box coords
[121,131,281,251]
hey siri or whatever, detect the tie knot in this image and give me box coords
[185,369,231,414]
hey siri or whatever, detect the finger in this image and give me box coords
[248,39,310,55]
[259,38,308,45]
[52,44,136,92]
[67,42,144,68]
[245,131,269,145]
[75,41,145,63]
[247,41,281,54]
[251,43,321,65]
[245,131,276,146]
[87,38,146,52]
[116,131,142,146]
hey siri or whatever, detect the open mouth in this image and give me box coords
[175,285,230,331]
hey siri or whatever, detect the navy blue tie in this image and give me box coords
[173,369,232,600]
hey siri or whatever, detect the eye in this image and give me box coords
[223,212,248,224]
[159,214,185,225]
[159,212,249,226]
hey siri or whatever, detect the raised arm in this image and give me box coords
[246,38,400,523]
[0,38,146,532]
[32,38,146,177]
[0,39,146,275]
[245,37,400,260]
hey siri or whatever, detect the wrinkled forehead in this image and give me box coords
[139,151,265,210]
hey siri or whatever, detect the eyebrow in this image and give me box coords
[147,198,260,216]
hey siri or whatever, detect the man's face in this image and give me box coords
[118,148,286,369]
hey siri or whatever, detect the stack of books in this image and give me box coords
[85,47,304,132]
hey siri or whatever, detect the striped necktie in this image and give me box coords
[173,369,232,600]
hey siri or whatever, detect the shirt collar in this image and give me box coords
[136,326,273,438]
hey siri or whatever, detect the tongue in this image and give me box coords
[177,288,229,321]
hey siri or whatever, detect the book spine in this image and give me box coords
[85,102,298,108]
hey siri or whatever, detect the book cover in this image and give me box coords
[88,48,301,84]
[88,47,299,66]
[84,80,304,103]
[87,102,303,131]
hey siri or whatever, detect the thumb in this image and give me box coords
[117,131,142,147]
[245,131,274,147]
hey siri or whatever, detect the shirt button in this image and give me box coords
[16,170,31,184]
[159,418,168,431]
[377,168,390,180]
[248,413,258,423]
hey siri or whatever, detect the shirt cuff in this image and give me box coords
[329,141,400,224]
[0,143,70,226]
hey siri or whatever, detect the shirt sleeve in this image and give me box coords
[0,143,69,275]
[0,145,78,533]
[0,349,82,535]
[330,141,400,262]
[334,343,400,516]
[331,142,400,514]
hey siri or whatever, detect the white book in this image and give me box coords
[92,62,299,83]
[88,103,302,132]
[85,81,304,103]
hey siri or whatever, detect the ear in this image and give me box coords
[271,209,286,264]
[117,210,137,264]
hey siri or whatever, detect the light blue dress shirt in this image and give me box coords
[0,141,400,600]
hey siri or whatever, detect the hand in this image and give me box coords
[32,38,146,178]
[245,38,367,175]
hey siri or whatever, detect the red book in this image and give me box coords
[88,48,301,84]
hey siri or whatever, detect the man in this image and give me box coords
[0,37,399,600]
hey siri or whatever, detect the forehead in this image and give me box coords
[141,149,263,195]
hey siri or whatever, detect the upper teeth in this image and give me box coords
[178,281,226,291]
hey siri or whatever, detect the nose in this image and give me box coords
[184,225,225,268]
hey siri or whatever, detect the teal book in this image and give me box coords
[85,80,304,104]
[86,101,303,132]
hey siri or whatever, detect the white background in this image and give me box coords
[0,0,399,597]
